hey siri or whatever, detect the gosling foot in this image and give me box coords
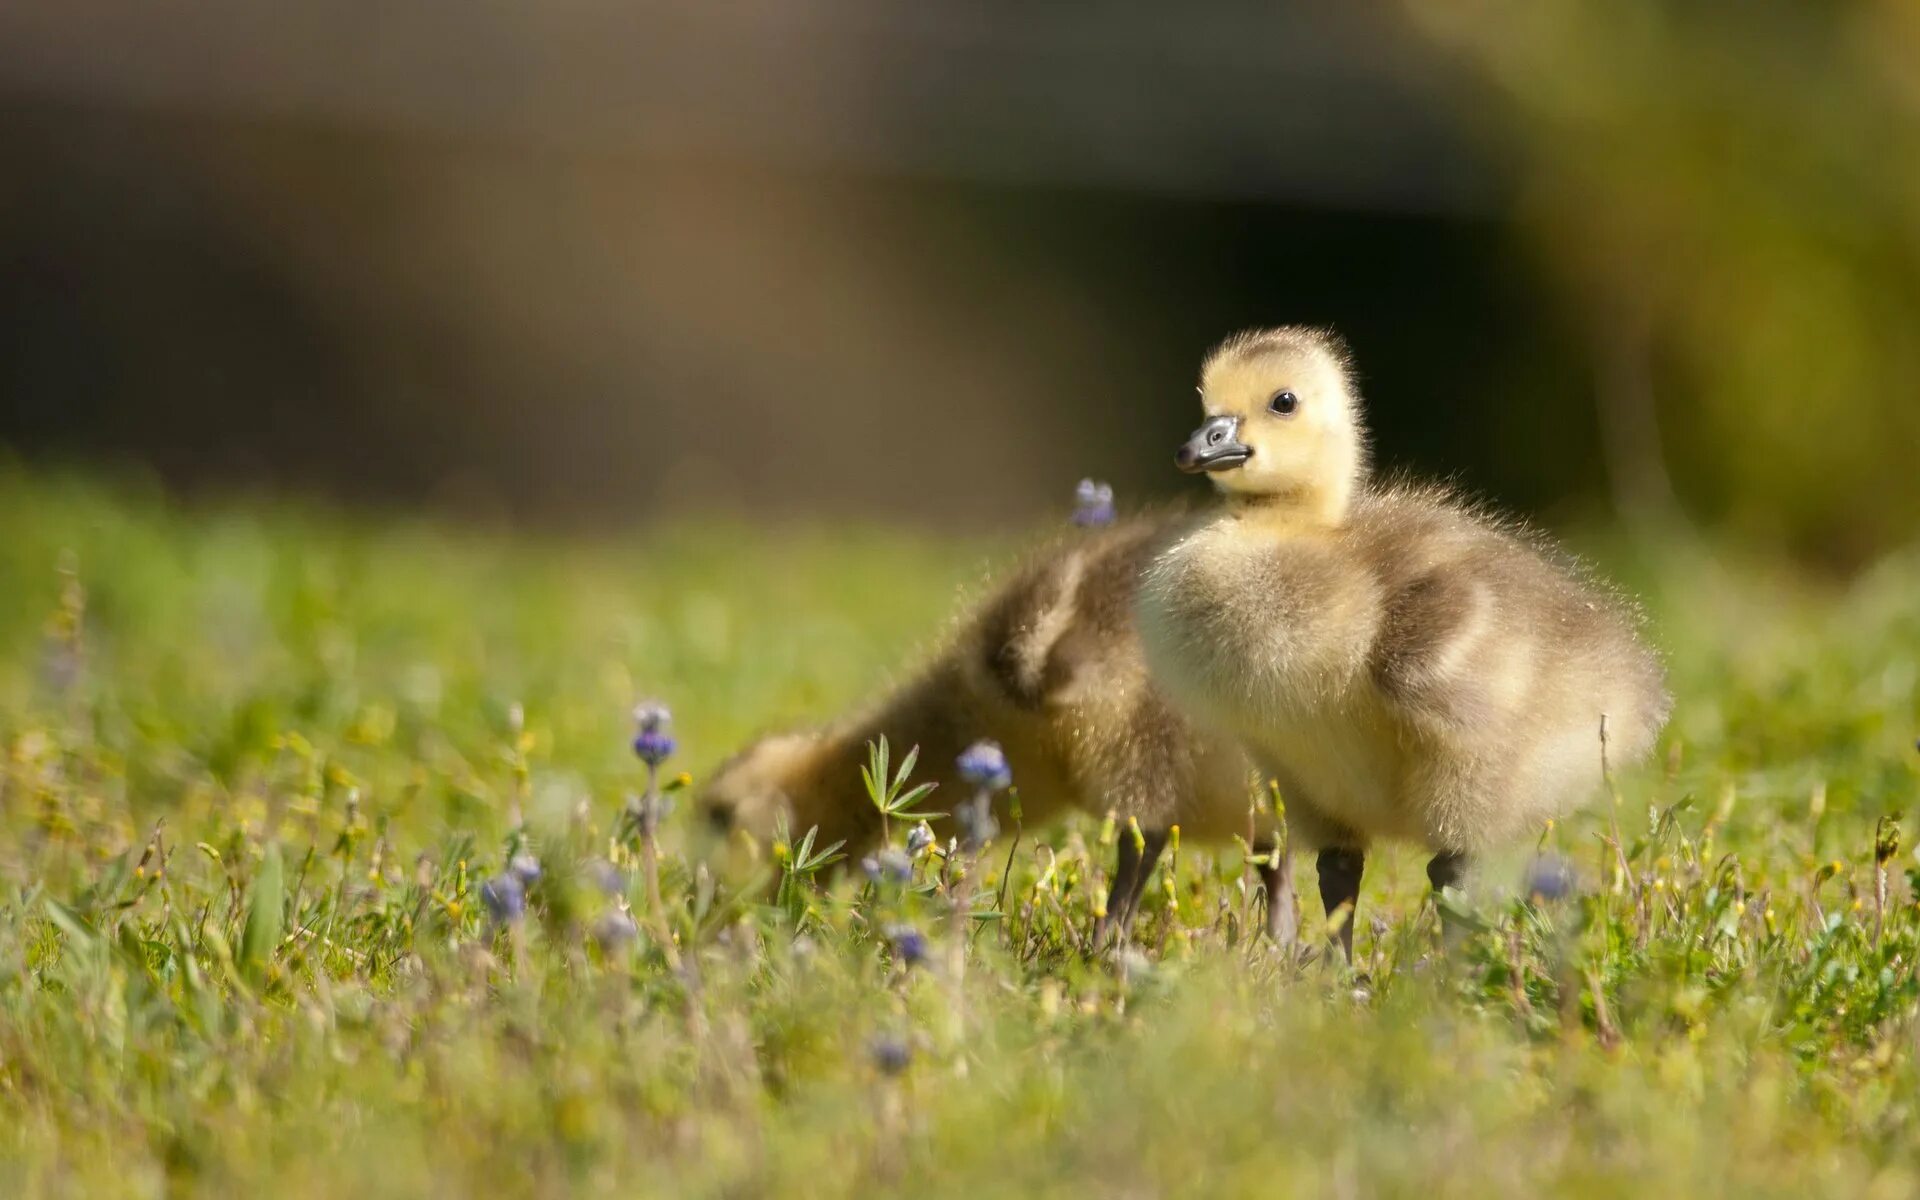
[1091,828,1168,954]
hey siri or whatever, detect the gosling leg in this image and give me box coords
[1427,850,1472,951]
[1091,844,1138,950]
[1095,829,1169,949]
[1115,828,1170,939]
[1426,850,1469,894]
[1254,838,1298,947]
[1316,846,1365,963]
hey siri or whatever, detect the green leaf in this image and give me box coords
[240,845,286,985]
[43,897,100,947]
[799,838,846,872]
[887,783,944,821]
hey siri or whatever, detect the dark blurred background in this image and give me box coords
[4,1,1917,563]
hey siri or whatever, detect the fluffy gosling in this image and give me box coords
[1137,327,1671,958]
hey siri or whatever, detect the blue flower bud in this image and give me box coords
[632,730,677,767]
[592,909,640,954]
[878,848,913,884]
[906,823,934,855]
[869,1035,912,1076]
[955,740,1012,792]
[1524,854,1577,903]
[1072,478,1116,527]
[888,924,929,968]
[588,859,628,897]
[480,873,526,925]
[631,702,677,766]
[508,853,542,885]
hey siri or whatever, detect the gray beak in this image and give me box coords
[1175,415,1252,474]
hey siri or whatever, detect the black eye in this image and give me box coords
[1269,390,1299,416]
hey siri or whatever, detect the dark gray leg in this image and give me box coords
[1426,851,1471,951]
[1427,851,1469,895]
[1116,829,1170,936]
[1317,847,1365,962]
[1254,838,1298,946]
[1095,829,1169,948]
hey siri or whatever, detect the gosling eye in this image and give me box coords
[1268,390,1299,417]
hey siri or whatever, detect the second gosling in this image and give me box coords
[698,512,1276,944]
[1137,327,1672,958]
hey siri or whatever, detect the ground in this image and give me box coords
[1,469,1917,1198]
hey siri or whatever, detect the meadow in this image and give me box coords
[1,468,1918,1198]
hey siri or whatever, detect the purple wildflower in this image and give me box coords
[480,873,526,925]
[869,1035,913,1076]
[906,822,934,856]
[888,924,929,968]
[592,909,640,954]
[867,848,919,885]
[956,740,1012,793]
[877,848,913,883]
[1524,854,1577,903]
[588,859,628,897]
[954,741,1009,849]
[508,853,542,885]
[631,701,677,767]
[1072,478,1116,527]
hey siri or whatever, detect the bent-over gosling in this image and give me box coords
[700,514,1277,945]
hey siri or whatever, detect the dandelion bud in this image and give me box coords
[1876,815,1902,866]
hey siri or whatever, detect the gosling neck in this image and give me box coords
[1226,471,1356,532]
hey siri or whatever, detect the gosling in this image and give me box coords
[699,511,1278,944]
[1137,327,1671,959]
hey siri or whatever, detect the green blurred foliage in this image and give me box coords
[1408,0,1920,564]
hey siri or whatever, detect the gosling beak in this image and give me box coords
[1175,415,1252,474]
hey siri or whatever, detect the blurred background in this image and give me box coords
[3,0,1917,566]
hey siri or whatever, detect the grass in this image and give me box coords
[1,467,1918,1198]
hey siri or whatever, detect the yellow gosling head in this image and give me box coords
[1176,326,1369,523]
